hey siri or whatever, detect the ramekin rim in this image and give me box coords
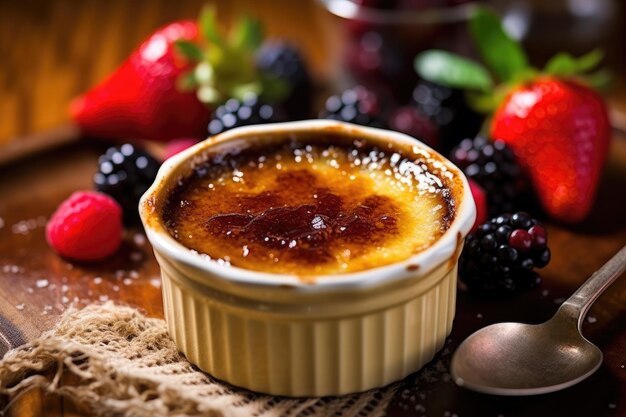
[139,120,476,292]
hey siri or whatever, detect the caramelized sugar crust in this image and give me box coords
[163,139,454,275]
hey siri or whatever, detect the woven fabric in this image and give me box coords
[0,303,399,417]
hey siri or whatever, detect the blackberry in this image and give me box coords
[412,80,483,153]
[319,86,387,128]
[208,94,285,136]
[460,212,551,297]
[256,41,313,120]
[94,144,160,225]
[450,136,525,216]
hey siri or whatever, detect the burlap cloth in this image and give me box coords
[0,302,407,417]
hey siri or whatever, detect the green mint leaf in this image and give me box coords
[174,40,205,62]
[415,50,493,92]
[469,6,528,82]
[199,6,223,46]
[232,16,263,51]
[575,48,603,73]
[544,53,578,76]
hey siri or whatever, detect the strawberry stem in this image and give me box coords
[174,7,289,107]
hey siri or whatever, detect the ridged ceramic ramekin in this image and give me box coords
[140,120,475,397]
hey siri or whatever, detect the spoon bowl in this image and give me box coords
[451,317,603,395]
[451,245,626,396]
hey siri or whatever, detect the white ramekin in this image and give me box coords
[140,120,476,397]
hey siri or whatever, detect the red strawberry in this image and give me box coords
[70,9,289,142]
[415,6,611,223]
[491,78,610,222]
[70,21,211,141]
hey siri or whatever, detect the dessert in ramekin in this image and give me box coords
[139,120,475,397]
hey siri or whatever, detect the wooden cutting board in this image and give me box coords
[1,134,626,417]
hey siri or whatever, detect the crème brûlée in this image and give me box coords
[162,138,457,276]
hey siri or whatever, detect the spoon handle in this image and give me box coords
[561,244,626,328]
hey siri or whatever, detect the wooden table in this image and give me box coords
[1,1,626,416]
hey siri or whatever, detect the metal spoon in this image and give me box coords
[451,244,626,396]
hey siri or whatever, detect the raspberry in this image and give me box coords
[46,191,123,261]
[467,179,488,232]
[164,138,199,160]
[459,211,550,297]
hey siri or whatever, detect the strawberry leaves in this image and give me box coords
[468,7,528,82]
[414,5,528,96]
[414,50,492,92]
[231,16,263,51]
[544,49,603,77]
[199,5,224,46]
[414,5,608,114]
[544,49,610,90]
[173,7,288,106]
[175,40,205,62]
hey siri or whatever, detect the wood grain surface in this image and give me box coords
[1,1,626,416]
